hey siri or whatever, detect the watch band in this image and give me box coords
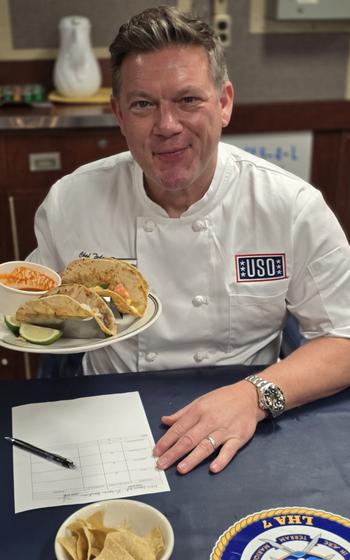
[245,374,274,392]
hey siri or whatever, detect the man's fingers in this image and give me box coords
[156,424,252,473]
[161,400,197,426]
[157,425,224,472]
[155,409,219,470]
[153,408,201,460]
[155,424,207,470]
[154,383,259,473]
[176,435,244,475]
[176,432,222,474]
[161,409,188,427]
[209,437,243,474]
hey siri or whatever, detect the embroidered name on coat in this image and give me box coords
[235,253,287,282]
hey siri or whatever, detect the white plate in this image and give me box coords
[0,293,161,354]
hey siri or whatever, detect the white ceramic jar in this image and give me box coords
[53,15,102,98]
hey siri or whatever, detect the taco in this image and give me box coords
[15,283,117,336]
[61,258,149,317]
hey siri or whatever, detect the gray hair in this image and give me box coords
[109,5,229,97]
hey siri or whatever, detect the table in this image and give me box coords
[1,364,350,558]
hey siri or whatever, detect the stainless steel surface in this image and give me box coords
[0,105,117,130]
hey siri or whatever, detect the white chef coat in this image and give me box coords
[29,142,350,374]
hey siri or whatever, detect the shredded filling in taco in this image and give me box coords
[61,258,149,317]
[15,283,117,336]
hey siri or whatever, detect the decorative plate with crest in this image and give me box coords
[211,507,350,560]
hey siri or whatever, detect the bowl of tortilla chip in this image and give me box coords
[0,261,61,315]
[54,498,174,560]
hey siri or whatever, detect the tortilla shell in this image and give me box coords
[16,284,117,336]
[61,258,149,317]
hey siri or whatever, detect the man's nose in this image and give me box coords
[153,103,182,136]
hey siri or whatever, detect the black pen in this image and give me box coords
[4,436,76,469]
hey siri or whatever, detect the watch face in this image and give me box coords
[263,387,285,414]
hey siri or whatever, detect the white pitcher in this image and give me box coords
[53,15,102,98]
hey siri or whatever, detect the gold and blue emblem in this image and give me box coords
[211,507,350,560]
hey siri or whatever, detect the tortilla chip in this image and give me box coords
[103,529,157,560]
[146,527,166,558]
[83,511,107,532]
[75,529,89,560]
[57,534,79,560]
[57,510,165,560]
[83,511,115,551]
[95,533,135,559]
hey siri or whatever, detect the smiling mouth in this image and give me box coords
[153,146,188,157]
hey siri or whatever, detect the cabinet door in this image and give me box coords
[0,348,27,380]
[6,128,128,260]
[4,128,127,191]
[0,347,41,380]
[312,131,350,240]
[0,193,13,262]
[8,190,50,260]
[0,193,26,379]
[336,133,350,240]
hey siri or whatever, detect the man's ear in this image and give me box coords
[220,81,234,128]
[110,96,126,136]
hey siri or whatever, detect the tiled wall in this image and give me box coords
[1,0,349,102]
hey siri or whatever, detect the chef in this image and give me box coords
[29,6,350,475]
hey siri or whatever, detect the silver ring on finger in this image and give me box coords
[205,435,217,451]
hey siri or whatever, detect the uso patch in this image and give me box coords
[236,253,287,282]
[211,506,350,560]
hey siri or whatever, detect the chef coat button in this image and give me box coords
[193,351,208,363]
[192,220,207,232]
[192,295,208,307]
[145,351,158,362]
[143,220,155,232]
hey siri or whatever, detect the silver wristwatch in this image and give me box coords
[245,375,285,417]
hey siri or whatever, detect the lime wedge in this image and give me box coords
[4,315,21,335]
[19,323,63,345]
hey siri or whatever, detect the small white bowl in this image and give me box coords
[0,261,61,315]
[54,499,174,560]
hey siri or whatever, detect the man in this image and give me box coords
[30,6,350,475]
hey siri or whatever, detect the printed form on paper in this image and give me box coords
[11,392,170,513]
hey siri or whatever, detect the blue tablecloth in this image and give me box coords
[1,364,350,558]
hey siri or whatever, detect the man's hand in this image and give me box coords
[153,380,266,474]
[155,337,350,475]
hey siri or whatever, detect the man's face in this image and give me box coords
[111,45,233,201]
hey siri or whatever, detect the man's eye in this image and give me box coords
[182,96,200,104]
[131,100,153,109]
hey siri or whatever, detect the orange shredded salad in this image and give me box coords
[0,266,57,291]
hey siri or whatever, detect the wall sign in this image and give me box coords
[224,130,313,181]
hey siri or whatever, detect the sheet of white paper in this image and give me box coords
[11,392,170,513]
